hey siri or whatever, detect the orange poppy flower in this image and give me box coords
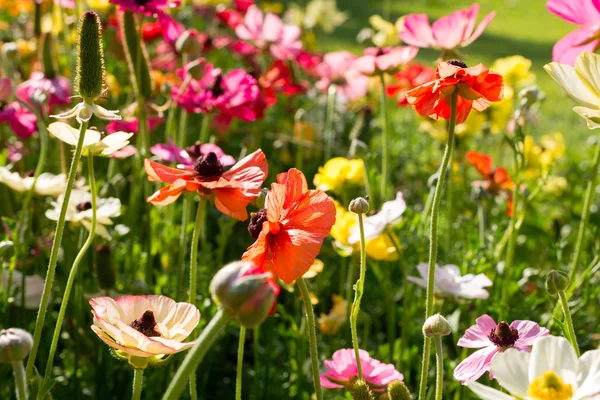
[406,60,504,124]
[467,151,515,215]
[242,168,336,284]
[145,149,268,221]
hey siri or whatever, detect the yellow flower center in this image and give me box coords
[527,371,573,400]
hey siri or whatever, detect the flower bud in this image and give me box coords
[423,314,451,338]
[184,58,210,81]
[120,10,153,100]
[518,85,545,109]
[75,11,106,101]
[40,33,57,79]
[210,261,280,328]
[349,197,370,214]
[387,380,413,400]
[2,42,18,61]
[94,245,116,290]
[545,270,570,296]
[0,328,33,363]
[176,29,202,55]
[351,379,375,400]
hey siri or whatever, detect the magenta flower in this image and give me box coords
[400,3,495,52]
[150,139,235,166]
[547,0,600,65]
[0,102,37,139]
[16,72,71,111]
[173,59,222,114]
[111,0,184,42]
[105,117,163,135]
[453,314,549,383]
[316,51,369,100]
[235,5,302,60]
[320,349,404,391]
[354,46,419,76]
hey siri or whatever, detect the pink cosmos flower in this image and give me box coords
[453,314,549,383]
[547,0,600,65]
[110,0,184,42]
[354,46,419,76]
[105,117,163,135]
[89,294,200,359]
[321,349,404,391]
[235,5,302,60]
[400,3,495,52]
[17,72,71,111]
[316,51,369,101]
[150,139,235,166]
[0,102,37,139]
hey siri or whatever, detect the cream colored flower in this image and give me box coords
[48,122,132,157]
[51,101,121,124]
[0,167,68,196]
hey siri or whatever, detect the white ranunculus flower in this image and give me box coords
[466,335,600,400]
[347,191,407,244]
[51,101,121,124]
[407,263,492,299]
[0,167,68,197]
[48,122,133,157]
[1,269,45,310]
[45,189,121,240]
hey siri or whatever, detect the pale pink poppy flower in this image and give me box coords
[453,314,549,383]
[547,0,600,65]
[408,263,492,299]
[0,102,37,139]
[89,295,200,358]
[235,5,302,60]
[150,139,235,166]
[400,3,495,52]
[320,349,404,391]
[17,72,72,111]
[354,46,419,76]
[316,51,369,100]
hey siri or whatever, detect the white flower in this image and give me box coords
[48,122,133,157]
[348,192,407,244]
[466,335,600,400]
[51,101,121,124]
[0,167,67,197]
[1,270,44,310]
[45,189,121,240]
[407,263,492,299]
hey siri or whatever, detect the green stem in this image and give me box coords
[189,199,205,400]
[297,278,323,400]
[417,91,458,400]
[351,213,368,379]
[132,368,144,400]
[12,361,27,400]
[558,291,580,357]
[162,309,232,400]
[175,197,190,300]
[434,336,444,400]
[199,114,211,144]
[324,85,337,162]
[236,327,246,400]
[379,73,390,204]
[42,155,97,386]
[26,120,89,380]
[477,205,485,249]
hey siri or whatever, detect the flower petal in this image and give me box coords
[544,58,600,108]
[458,315,496,348]
[490,349,530,397]
[465,381,516,400]
[577,349,600,398]
[528,336,578,388]
[453,346,497,383]
[400,14,435,48]
[512,320,549,346]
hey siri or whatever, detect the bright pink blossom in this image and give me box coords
[354,46,419,76]
[0,102,37,139]
[400,3,495,52]
[316,51,368,100]
[453,314,549,383]
[106,117,163,135]
[321,349,404,391]
[16,72,71,111]
[150,139,235,166]
[110,0,184,42]
[547,0,600,65]
[235,5,302,60]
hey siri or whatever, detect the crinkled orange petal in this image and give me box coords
[145,159,194,183]
[466,151,493,178]
[271,228,330,284]
[242,229,272,272]
[494,167,514,190]
[147,179,191,205]
[213,187,254,221]
[276,168,309,211]
[222,149,268,189]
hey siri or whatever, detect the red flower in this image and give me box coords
[142,21,163,41]
[259,60,306,106]
[242,168,336,284]
[145,149,268,221]
[467,151,514,215]
[406,60,504,124]
[386,64,435,106]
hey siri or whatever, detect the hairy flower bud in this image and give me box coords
[75,11,106,101]
[349,197,370,214]
[545,270,570,296]
[210,261,280,328]
[387,380,413,400]
[0,328,33,363]
[423,314,451,338]
[119,11,153,101]
[351,379,375,400]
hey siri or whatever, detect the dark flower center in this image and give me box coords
[134,0,152,5]
[248,208,268,240]
[130,310,161,337]
[210,75,224,97]
[194,152,223,177]
[24,170,35,178]
[447,59,468,68]
[76,201,92,212]
[185,141,204,162]
[488,322,519,348]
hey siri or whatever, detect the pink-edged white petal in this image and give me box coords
[91,325,156,357]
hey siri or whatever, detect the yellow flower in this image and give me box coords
[302,259,324,279]
[330,200,357,247]
[0,0,33,16]
[369,15,403,48]
[314,157,365,194]
[15,39,37,59]
[318,295,347,335]
[543,176,568,195]
[522,133,564,179]
[87,0,113,13]
[105,73,122,98]
[459,86,514,136]
[365,233,399,261]
[492,56,535,88]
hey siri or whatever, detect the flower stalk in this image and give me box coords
[132,368,144,400]
[13,361,27,400]
[324,84,337,162]
[236,327,246,400]
[558,290,580,357]
[297,278,323,400]
[434,336,444,400]
[379,72,390,204]
[351,209,368,379]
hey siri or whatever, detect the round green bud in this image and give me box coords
[351,379,375,400]
[423,314,452,338]
[75,11,106,101]
[0,328,33,363]
[545,270,570,296]
[349,197,370,214]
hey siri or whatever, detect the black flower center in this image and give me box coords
[248,208,268,240]
[488,322,519,348]
[194,152,223,177]
[130,310,161,337]
[134,0,151,5]
[447,59,468,68]
[76,201,92,212]
[210,75,224,97]
[185,141,203,162]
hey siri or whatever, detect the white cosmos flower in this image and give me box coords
[45,189,121,240]
[347,192,407,244]
[407,263,492,299]
[545,52,600,129]
[48,122,133,157]
[466,335,600,400]
[51,100,121,124]
[1,269,45,310]
[0,167,67,197]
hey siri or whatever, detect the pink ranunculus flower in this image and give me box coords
[105,117,163,135]
[547,0,600,65]
[453,314,549,383]
[173,59,222,114]
[400,3,495,53]
[89,295,200,359]
[235,5,302,60]
[0,102,38,139]
[17,72,72,111]
[150,138,235,166]
[354,46,419,76]
[320,349,404,391]
[316,51,369,101]
[110,0,184,43]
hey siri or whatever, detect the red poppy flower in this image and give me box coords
[142,21,163,41]
[386,64,435,106]
[145,149,268,221]
[406,60,504,124]
[242,168,336,284]
[467,151,514,215]
[259,60,306,106]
